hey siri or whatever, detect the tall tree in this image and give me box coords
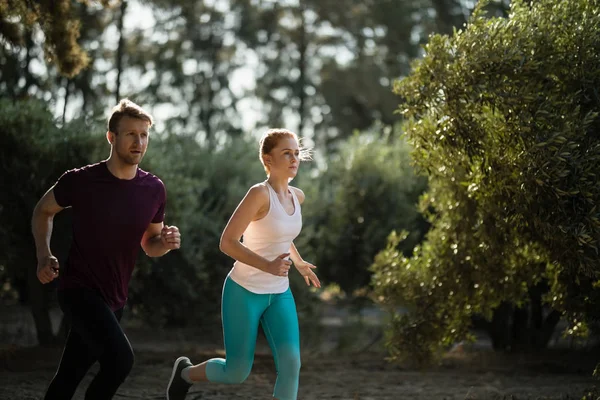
[0,1,114,118]
[308,0,422,146]
[125,0,244,147]
[236,0,436,148]
[115,0,129,103]
[0,0,113,77]
[372,0,600,363]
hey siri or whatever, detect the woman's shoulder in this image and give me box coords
[246,182,270,201]
[289,186,305,204]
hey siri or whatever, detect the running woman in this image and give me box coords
[166,128,320,400]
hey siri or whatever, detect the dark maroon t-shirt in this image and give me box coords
[53,161,166,311]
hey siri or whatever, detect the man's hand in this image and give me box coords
[160,225,181,250]
[37,255,59,284]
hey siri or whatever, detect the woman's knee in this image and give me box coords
[224,363,252,384]
[278,348,301,375]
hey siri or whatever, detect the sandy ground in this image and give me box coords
[1,305,598,400]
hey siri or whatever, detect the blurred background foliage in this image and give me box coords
[3,0,600,367]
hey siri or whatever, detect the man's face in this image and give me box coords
[109,116,150,166]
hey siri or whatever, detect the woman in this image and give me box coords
[166,128,321,400]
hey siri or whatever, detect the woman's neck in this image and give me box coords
[267,176,289,194]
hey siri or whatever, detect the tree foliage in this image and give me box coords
[0,0,113,77]
[0,97,266,332]
[0,98,104,343]
[127,134,267,326]
[1,0,523,343]
[124,0,247,147]
[296,127,428,296]
[371,0,600,364]
[1,0,499,145]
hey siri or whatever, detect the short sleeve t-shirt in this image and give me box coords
[53,161,166,311]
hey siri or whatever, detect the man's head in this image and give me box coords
[106,99,153,166]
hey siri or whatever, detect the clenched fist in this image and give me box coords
[37,255,59,284]
[266,253,292,277]
[160,225,181,250]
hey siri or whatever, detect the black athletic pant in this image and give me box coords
[44,288,134,400]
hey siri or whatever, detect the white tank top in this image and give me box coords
[228,182,302,294]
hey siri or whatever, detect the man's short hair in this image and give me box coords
[108,99,153,134]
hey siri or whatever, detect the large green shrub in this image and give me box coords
[371,0,600,364]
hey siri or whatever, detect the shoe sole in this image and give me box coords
[166,356,190,400]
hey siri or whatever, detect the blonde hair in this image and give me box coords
[108,99,153,134]
[259,128,312,174]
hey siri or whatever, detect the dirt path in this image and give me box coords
[1,305,598,399]
[1,332,597,400]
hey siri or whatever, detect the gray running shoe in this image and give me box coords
[167,356,193,400]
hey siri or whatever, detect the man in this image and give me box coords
[32,99,181,400]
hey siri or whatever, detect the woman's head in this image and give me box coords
[259,128,311,177]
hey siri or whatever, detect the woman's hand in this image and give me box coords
[266,253,292,277]
[294,261,321,288]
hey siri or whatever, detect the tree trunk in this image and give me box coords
[115,0,128,103]
[62,78,70,124]
[23,29,35,97]
[529,282,561,348]
[297,2,307,137]
[198,36,216,149]
[511,305,530,351]
[488,301,513,350]
[486,281,561,352]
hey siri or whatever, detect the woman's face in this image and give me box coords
[265,135,300,178]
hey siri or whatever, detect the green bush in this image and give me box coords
[0,98,107,343]
[128,133,267,326]
[0,98,104,302]
[372,0,600,364]
[296,127,428,297]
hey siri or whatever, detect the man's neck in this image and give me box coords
[106,157,138,180]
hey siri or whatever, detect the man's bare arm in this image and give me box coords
[141,222,181,257]
[31,188,64,283]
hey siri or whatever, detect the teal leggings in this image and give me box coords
[205,277,301,400]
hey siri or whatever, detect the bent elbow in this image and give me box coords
[141,245,151,258]
[219,237,234,255]
[31,205,40,228]
[31,204,50,228]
